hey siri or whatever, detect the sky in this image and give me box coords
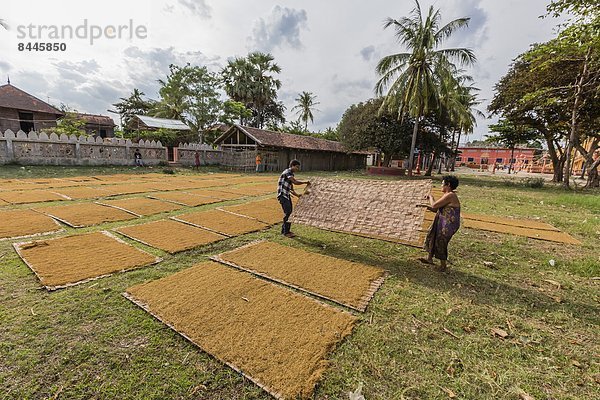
[0,0,565,142]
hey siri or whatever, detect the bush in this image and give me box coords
[521,177,545,188]
[157,160,169,167]
[162,168,175,175]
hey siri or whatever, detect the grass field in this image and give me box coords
[0,166,598,399]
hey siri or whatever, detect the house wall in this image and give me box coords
[0,108,60,133]
[0,129,166,166]
[456,147,536,166]
[83,124,115,138]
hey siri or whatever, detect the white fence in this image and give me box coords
[0,130,225,166]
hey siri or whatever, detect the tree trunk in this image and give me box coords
[508,147,515,174]
[425,152,436,176]
[382,152,393,168]
[407,117,419,177]
[585,158,600,188]
[563,46,591,188]
[451,130,462,172]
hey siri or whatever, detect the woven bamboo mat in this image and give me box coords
[13,231,160,290]
[99,197,183,217]
[212,240,386,312]
[0,209,63,240]
[290,178,432,247]
[147,192,222,207]
[462,219,581,245]
[461,212,560,231]
[0,190,69,204]
[172,209,268,236]
[124,261,356,399]
[51,186,112,200]
[115,219,226,253]
[219,198,282,224]
[35,203,138,228]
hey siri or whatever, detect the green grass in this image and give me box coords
[0,166,598,399]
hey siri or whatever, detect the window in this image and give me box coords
[467,157,474,162]
[99,129,107,138]
[481,157,489,164]
[496,158,503,163]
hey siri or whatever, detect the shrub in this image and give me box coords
[162,168,175,175]
[521,177,545,188]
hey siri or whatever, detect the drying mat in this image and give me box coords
[463,219,581,245]
[94,183,159,196]
[147,192,221,207]
[461,212,560,231]
[219,197,290,225]
[52,186,111,200]
[0,209,63,240]
[13,231,160,290]
[185,189,247,201]
[99,197,183,217]
[218,184,277,197]
[173,209,268,236]
[124,261,356,399]
[115,219,226,253]
[0,190,68,204]
[35,203,137,228]
[180,180,230,189]
[290,178,431,247]
[212,241,385,312]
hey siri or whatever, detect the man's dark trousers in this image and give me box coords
[278,195,292,234]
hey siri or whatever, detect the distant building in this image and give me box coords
[126,115,191,134]
[215,124,367,171]
[75,113,116,138]
[0,83,63,132]
[456,146,538,167]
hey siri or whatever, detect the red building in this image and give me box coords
[456,147,537,167]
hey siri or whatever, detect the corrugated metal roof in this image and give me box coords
[135,115,191,130]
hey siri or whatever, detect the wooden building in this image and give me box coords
[215,124,367,172]
[0,83,63,133]
[75,113,116,138]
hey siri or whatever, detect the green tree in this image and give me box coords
[338,98,413,167]
[320,127,340,141]
[46,105,87,137]
[152,64,223,142]
[112,89,155,128]
[375,0,476,176]
[221,52,284,128]
[486,119,539,174]
[291,91,320,132]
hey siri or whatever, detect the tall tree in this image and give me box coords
[375,0,476,176]
[112,89,155,129]
[152,64,223,142]
[486,119,539,174]
[292,91,320,132]
[221,52,284,128]
[338,98,414,167]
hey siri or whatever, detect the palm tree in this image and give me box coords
[375,0,476,176]
[292,91,320,132]
[222,52,282,128]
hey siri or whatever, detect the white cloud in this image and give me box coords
[248,6,308,52]
[2,0,566,139]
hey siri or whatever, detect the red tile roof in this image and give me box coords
[221,125,362,154]
[0,84,63,115]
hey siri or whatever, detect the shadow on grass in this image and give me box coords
[294,235,600,325]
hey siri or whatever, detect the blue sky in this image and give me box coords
[1,0,564,142]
